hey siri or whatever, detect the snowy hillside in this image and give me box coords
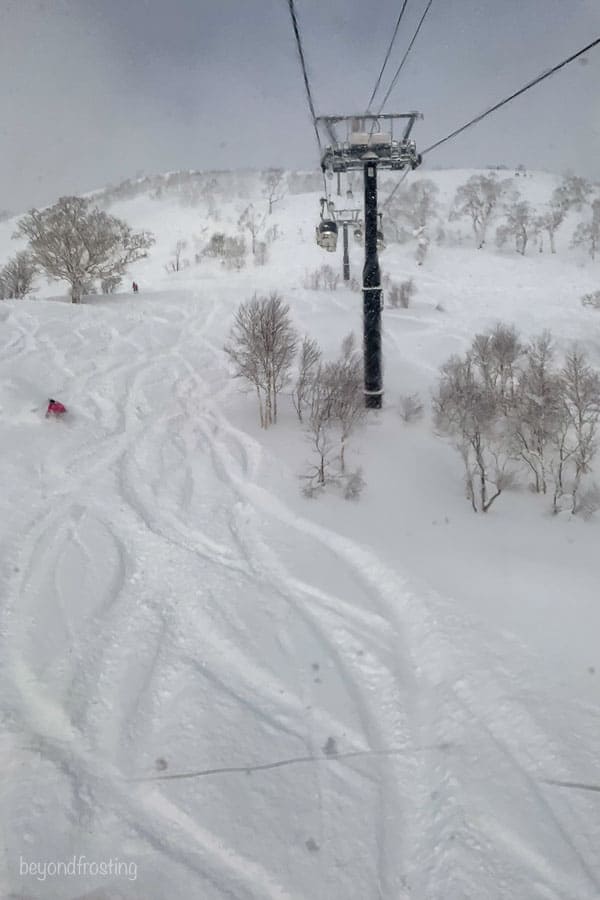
[1,167,600,899]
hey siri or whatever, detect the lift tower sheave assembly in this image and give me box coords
[316,113,423,409]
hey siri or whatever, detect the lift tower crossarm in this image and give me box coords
[316,113,423,175]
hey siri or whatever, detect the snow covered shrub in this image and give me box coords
[575,482,600,520]
[343,468,365,500]
[0,251,37,299]
[254,241,269,266]
[224,293,297,428]
[415,227,430,265]
[205,232,226,257]
[399,392,424,423]
[222,236,246,271]
[101,274,122,294]
[388,278,416,309]
[581,291,600,309]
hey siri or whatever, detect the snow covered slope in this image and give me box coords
[1,169,600,899]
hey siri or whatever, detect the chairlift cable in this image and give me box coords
[366,0,411,113]
[422,35,600,156]
[376,0,434,116]
[381,168,410,210]
[286,0,329,195]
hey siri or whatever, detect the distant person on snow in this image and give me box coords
[46,398,67,418]
[132,281,139,293]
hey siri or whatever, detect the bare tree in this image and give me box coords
[302,377,336,496]
[168,239,188,272]
[449,173,513,248]
[572,199,600,260]
[559,348,600,513]
[224,293,297,428]
[323,333,365,473]
[433,352,514,512]
[238,204,267,255]
[0,251,37,298]
[292,336,321,422]
[470,323,522,412]
[262,168,286,215]
[511,332,562,494]
[15,196,154,303]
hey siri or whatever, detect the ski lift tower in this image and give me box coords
[316,113,423,408]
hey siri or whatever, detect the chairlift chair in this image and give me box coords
[316,219,338,252]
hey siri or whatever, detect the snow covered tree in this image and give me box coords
[262,168,286,215]
[224,293,297,428]
[535,202,565,254]
[391,179,439,231]
[572,199,600,260]
[15,196,154,303]
[0,251,37,298]
[553,173,592,213]
[496,199,534,255]
[449,173,513,249]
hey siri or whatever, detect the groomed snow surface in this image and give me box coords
[1,170,600,899]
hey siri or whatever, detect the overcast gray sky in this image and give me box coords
[1,0,599,211]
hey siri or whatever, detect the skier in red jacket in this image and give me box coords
[46,398,67,418]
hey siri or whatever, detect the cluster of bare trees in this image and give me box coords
[0,251,37,299]
[303,265,340,291]
[224,295,367,498]
[434,324,600,515]
[387,278,415,309]
[294,333,366,497]
[383,172,596,262]
[15,196,154,303]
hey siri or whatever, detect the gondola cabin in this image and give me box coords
[316,220,338,252]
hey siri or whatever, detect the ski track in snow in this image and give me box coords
[1,286,599,899]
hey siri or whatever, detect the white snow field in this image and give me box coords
[1,169,600,899]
